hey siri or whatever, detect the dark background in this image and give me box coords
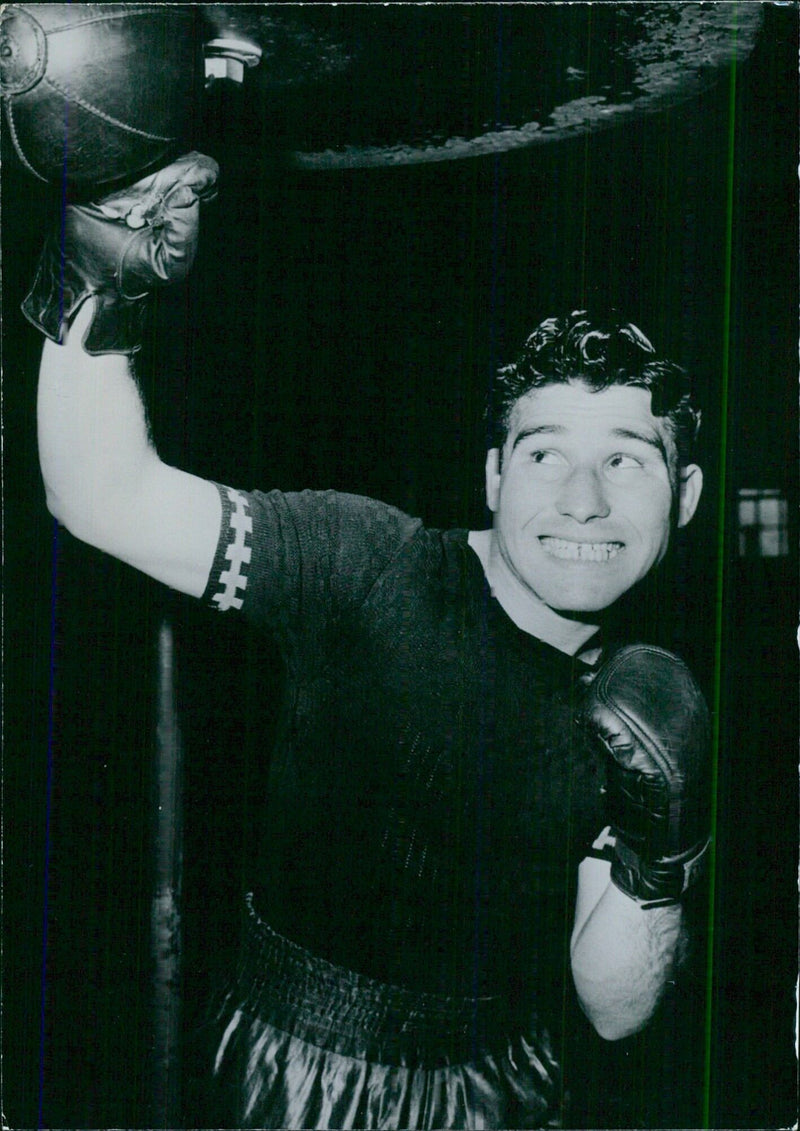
[4,4,797,1127]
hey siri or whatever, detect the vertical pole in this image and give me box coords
[152,616,184,1126]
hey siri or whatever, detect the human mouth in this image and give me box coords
[539,537,623,562]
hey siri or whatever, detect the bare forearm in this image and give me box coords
[36,299,220,596]
[570,857,684,1040]
[37,301,156,533]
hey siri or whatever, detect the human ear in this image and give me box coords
[485,448,501,513]
[677,464,703,527]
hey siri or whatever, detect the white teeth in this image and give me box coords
[539,537,622,562]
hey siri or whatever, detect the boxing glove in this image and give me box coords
[22,152,219,356]
[579,643,711,907]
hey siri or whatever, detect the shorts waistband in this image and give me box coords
[224,892,514,1067]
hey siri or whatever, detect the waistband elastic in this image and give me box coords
[223,892,516,1067]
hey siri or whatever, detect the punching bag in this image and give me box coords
[0,4,200,193]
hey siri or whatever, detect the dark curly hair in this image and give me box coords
[487,311,702,469]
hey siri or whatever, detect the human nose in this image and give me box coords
[555,465,610,523]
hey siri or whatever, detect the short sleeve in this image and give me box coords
[202,485,422,661]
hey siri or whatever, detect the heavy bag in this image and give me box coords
[0,4,199,194]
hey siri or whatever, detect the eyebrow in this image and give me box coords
[511,424,668,462]
[510,425,564,452]
[611,427,669,462]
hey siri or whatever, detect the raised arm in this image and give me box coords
[37,303,220,596]
[30,154,222,597]
[571,644,711,1039]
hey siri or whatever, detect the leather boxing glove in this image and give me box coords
[22,152,219,356]
[579,643,711,907]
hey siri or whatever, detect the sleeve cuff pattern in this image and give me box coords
[204,484,253,612]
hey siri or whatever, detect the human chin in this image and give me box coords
[533,567,633,614]
[526,542,649,614]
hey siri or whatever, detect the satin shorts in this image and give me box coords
[209,894,564,1129]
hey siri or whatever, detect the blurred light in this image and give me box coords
[737,488,789,558]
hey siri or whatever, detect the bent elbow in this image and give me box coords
[575,983,655,1041]
[588,1011,648,1042]
[44,489,109,554]
[42,482,74,530]
[573,963,656,1041]
[43,484,69,526]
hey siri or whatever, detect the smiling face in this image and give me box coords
[484,380,702,634]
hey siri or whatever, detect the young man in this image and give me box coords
[28,155,710,1129]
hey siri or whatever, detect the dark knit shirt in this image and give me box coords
[203,487,605,1015]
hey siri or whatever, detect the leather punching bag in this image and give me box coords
[0,4,200,194]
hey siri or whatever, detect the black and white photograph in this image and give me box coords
[3,3,798,1128]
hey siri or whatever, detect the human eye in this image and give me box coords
[523,447,566,480]
[607,452,643,471]
[605,451,661,482]
[530,449,561,464]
